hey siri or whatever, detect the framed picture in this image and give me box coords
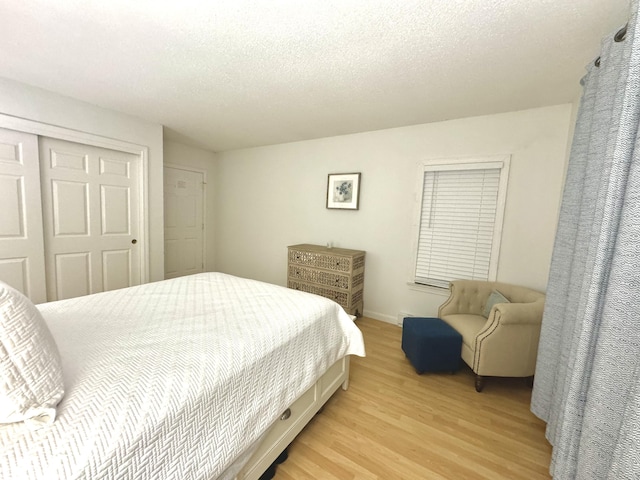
[326,172,361,210]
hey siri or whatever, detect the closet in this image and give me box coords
[0,127,144,303]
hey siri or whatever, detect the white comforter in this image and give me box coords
[0,273,365,479]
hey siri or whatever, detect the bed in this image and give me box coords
[0,272,365,479]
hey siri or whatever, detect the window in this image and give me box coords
[413,156,510,288]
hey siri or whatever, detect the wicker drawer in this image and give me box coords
[288,280,350,307]
[287,244,365,317]
[288,265,350,290]
[288,249,352,273]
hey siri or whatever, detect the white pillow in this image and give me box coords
[0,281,64,427]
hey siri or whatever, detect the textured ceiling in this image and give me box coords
[0,0,631,152]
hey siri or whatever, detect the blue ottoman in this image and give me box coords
[402,317,462,374]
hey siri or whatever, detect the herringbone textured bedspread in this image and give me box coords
[0,273,365,479]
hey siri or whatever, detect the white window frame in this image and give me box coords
[409,155,511,289]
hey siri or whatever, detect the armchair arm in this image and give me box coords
[473,299,545,377]
[490,299,545,325]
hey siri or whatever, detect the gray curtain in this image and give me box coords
[530,1,640,479]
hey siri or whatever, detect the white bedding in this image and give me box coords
[0,273,365,479]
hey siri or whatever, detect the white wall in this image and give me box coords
[216,104,573,324]
[163,140,218,271]
[0,77,165,281]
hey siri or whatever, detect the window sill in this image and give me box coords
[406,282,450,296]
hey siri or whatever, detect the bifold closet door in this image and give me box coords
[0,128,47,303]
[39,137,141,301]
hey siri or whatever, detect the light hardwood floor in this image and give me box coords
[276,317,552,480]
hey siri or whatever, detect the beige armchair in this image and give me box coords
[438,280,545,392]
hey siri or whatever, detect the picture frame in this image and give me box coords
[326,172,361,210]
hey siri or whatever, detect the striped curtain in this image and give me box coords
[530,1,640,479]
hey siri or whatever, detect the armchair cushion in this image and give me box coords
[442,314,487,352]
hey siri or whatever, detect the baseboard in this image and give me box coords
[361,310,398,326]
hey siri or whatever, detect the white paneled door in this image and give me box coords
[39,137,141,300]
[0,128,47,303]
[164,166,204,279]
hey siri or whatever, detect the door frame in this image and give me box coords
[0,113,150,284]
[164,163,207,275]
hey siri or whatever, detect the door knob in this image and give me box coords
[131,239,137,244]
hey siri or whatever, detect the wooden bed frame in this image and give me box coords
[237,356,351,479]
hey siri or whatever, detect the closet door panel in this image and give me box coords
[0,128,47,303]
[0,258,29,295]
[52,180,90,235]
[0,175,24,236]
[54,252,91,300]
[40,137,141,301]
[101,185,130,234]
[102,249,131,291]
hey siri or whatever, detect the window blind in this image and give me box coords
[415,167,501,288]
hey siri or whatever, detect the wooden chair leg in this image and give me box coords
[475,375,485,392]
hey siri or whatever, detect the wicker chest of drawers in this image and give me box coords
[287,244,365,317]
